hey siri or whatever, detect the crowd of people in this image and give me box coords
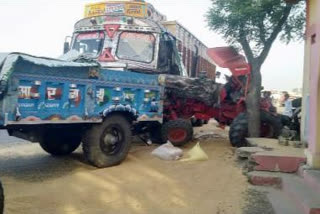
[262,90,300,117]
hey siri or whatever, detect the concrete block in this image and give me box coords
[246,138,305,156]
[247,171,282,187]
[236,147,265,159]
[251,153,306,173]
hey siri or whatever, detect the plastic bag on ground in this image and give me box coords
[180,142,209,162]
[151,141,183,161]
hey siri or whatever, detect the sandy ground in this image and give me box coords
[0,123,248,214]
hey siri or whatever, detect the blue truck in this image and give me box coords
[0,1,219,168]
[0,52,166,167]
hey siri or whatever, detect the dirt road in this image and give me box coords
[0,124,248,214]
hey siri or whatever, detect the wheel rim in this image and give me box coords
[168,128,187,143]
[100,125,124,155]
[260,123,274,138]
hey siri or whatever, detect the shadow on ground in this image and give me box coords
[0,129,249,214]
[0,130,95,182]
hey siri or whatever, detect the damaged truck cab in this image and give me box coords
[64,2,186,76]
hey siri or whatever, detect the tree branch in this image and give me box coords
[258,5,293,64]
[257,19,266,44]
[238,30,254,63]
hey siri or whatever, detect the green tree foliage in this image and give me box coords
[206,0,305,61]
[206,0,305,137]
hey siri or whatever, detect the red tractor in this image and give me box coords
[159,47,282,147]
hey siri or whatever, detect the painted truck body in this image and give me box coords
[0,54,163,126]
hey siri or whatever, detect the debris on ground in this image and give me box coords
[242,188,275,214]
[194,130,225,140]
[236,147,266,159]
[278,136,304,148]
[180,142,209,162]
[151,141,183,160]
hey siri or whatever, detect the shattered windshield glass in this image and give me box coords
[72,32,104,57]
[117,32,155,63]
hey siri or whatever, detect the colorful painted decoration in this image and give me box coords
[84,1,148,19]
[96,88,111,106]
[46,87,62,100]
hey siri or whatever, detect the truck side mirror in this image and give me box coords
[63,41,70,54]
[63,36,72,54]
[158,40,170,68]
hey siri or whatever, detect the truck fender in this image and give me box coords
[101,104,138,120]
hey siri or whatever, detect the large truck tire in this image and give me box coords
[161,119,193,147]
[82,114,132,168]
[229,111,283,147]
[0,180,4,214]
[39,131,81,156]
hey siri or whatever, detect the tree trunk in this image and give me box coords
[247,61,262,137]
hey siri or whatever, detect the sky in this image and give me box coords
[0,0,305,91]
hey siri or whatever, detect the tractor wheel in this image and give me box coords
[229,113,248,147]
[229,111,282,147]
[82,114,132,168]
[0,180,3,214]
[161,119,193,147]
[39,131,81,156]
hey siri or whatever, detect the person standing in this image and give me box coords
[283,92,293,117]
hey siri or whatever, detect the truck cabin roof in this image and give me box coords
[74,15,163,34]
[75,1,166,34]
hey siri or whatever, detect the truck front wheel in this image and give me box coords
[82,114,132,168]
[39,131,81,156]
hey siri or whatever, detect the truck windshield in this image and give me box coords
[117,32,155,63]
[72,32,104,56]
